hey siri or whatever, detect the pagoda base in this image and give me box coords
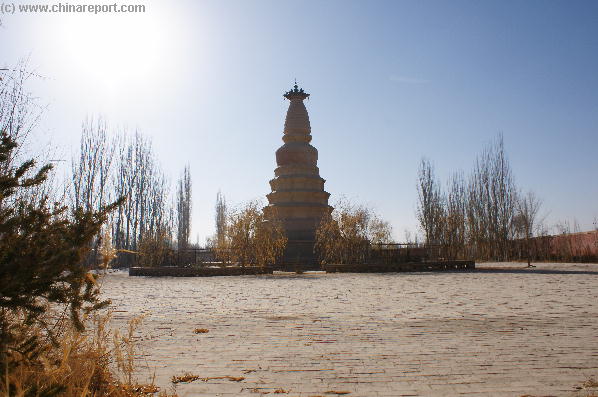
[280,239,318,266]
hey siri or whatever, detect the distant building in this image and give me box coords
[264,83,332,264]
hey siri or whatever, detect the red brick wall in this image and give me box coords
[549,230,598,258]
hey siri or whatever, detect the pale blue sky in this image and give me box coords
[2,0,597,242]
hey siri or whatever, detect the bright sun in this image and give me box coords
[57,7,168,94]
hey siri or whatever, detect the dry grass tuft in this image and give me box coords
[324,391,351,395]
[274,388,290,393]
[171,373,202,384]
[583,378,598,388]
[3,312,175,397]
[193,328,209,334]
[170,373,245,384]
[121,383,161,395]
[249,387,269,394]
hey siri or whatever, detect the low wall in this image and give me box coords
[129,261,475,277]
[129,266,273,277]
[324,260,475,273]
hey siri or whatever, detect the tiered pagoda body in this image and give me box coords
[264,83,332,264]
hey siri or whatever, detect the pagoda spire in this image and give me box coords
[282,82,312,144]
[283,81,310,101]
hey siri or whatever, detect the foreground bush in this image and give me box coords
[4,312,172,396]
[0,131,169,395]
[0,131,121,343]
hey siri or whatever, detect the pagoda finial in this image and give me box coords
[284,81,310,100]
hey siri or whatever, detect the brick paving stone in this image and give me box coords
[102,262,598,397]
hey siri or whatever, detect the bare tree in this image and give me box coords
[513,191,543,266]
[176,165,192,250]
[443,171,467,259]
[71,117,115,212]
[0,62,56,206]
[0,60,43,167]
[491,135,517,259]
[215,190,227,249]
[467,134,516,260]
[416,158,445,246]
[415,134,528,261]
[111,131,174,264]
[69,118,117,268]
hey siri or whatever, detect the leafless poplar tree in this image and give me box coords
[443,171,467,259]
[416,158,445,246]
[176,165,192,250]
[111,131,173,260]
[513,190,542,266]
[215,190,227,248]
[467,134,516,260]
[416,134,526,261]
[69,118,117,267]
[71,117,115,212]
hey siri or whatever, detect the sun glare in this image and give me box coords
[57,7,168,94]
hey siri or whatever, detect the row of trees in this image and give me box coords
[70,119,192,267]
[416,135,543,262]
[72,127,590,267]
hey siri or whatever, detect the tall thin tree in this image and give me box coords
[215,190,227,248]
[416,158,445,246]
[176,165,192,250]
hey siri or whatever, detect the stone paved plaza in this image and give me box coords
[102,263,598,397]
